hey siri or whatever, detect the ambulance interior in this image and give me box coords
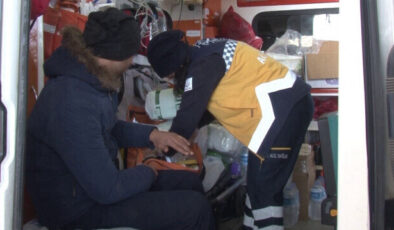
[23,0,341,229]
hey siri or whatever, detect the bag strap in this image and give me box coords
[143,143,204,173]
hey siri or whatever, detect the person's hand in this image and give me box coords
[149,129,193,156]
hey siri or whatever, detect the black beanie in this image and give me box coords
[147,30,189,78]
[83,8,140,61]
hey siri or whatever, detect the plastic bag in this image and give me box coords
[195,125,209,157]
[266,29,322,76]
[267,52,303,76]
[266,29,322,56]
[202,156,225,192]
[208,123,243,156]
[219,6,263,50]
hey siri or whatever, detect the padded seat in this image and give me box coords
[23,219,139,230]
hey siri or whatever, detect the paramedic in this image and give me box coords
[26,8,215,230]
[147,30,314,230]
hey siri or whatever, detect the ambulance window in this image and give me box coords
[251,8,339,51]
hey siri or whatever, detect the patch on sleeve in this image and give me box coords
[184,77,193,92]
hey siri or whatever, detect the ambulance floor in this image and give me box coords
[287,220,335,230]
[218,217,335,230]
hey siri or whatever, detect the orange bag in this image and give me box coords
[43,1,87,59]
[127,144,204,174]
[125,105,203,173]
[128,105,162,125]
[126,147,145,169]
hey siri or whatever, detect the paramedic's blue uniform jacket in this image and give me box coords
[169,39,314,230]
[170,39,310,160]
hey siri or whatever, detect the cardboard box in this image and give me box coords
[306,41,339,79]
[292,144,316,221]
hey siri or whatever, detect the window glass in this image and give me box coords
[252,8,339,51]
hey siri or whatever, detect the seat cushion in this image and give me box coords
[23,219,139,230]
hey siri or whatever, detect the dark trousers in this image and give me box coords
[63,170,215,230]
[244,94,314,230]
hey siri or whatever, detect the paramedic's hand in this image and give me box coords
[149,129,193,156]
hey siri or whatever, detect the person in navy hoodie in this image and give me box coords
[26,8,215,230]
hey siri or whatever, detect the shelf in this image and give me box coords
[311,92,338,96]
[311,88,338,96]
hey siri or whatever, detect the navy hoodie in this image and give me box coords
[25,46,156,228]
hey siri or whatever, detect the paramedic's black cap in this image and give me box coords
[147,30,189,78]
[83,8,140,61]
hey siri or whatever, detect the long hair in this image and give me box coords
[61,26,122,90]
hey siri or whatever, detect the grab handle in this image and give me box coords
[0,101,6,164]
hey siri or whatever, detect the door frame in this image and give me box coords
[0,0,30,229]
